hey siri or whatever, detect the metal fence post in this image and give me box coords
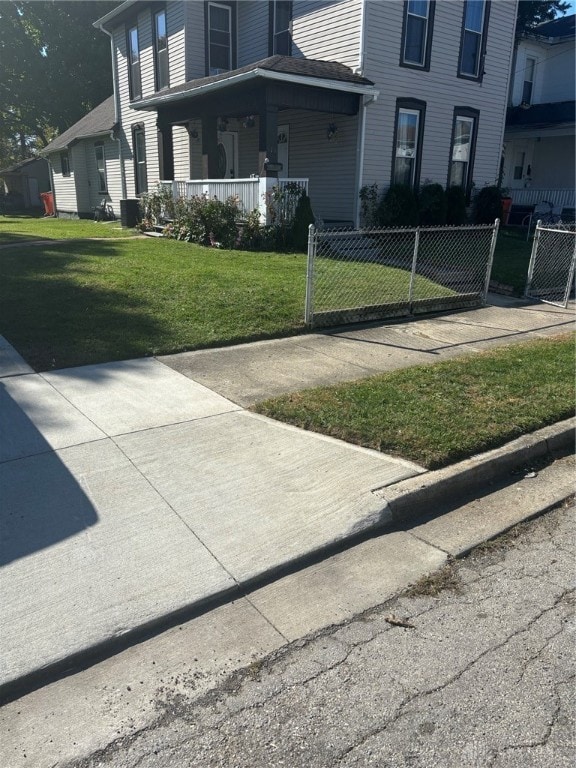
[305,224,316,327]
[524,220,542,299]
[483,218,500,303]
[408,228,420,306]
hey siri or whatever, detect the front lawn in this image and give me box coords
[0,215,136,244]
[253,335,575,469]
[490,228,532,294]
[0,237,307,371]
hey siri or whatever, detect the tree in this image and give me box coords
[516,0,571,37]
[0,1,117,167]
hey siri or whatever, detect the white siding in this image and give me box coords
[50,152,80,216]
[238,1,269,66]
[166,1,186,86]
[184,0,206,79]
[84,138,122,213]
[361,0,517,193]
[292,0,362,69]
[511,38,575,106]
[173,125,191,178]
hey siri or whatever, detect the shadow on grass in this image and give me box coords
[0,239,169,371]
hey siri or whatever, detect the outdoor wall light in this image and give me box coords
[189,128,199,141]
[327,122,338,140]
[217,117,229,132]
[243,115,255,129]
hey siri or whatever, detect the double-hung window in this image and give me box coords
[401,1,434,69]
[522,57,536,104]
[392,100,425,188]
[94,143,107,194]
[448,109,478,197]
[61,152,71,177]
[133,126,148,195]
[207,2,233,75]
[154,9,169,90]
[459,0,489,79]
[128,25,141,99]
[270,1,292,56]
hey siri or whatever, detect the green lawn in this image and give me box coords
[490,228,532,294]
[0,237,307,371]
[0,215,136,244]
[253,335,575,469]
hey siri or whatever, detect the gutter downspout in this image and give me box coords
[354,0,370,227]
[96,22,128,200]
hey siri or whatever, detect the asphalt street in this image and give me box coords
[73,501,574,768]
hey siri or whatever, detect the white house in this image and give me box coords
[44,1,518,224]
[503,13,575,219]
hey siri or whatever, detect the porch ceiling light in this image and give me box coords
[327,122,338,140]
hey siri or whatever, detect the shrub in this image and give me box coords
[418,183,447,225]
[474,186,503,224]
[446,186,468,225]
[376,184,419,227]
[359,183,379,227]
[291,193,315,251]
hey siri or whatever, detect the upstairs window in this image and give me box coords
[154,9,169,91]
[270,1,292,56]
[459,0,488,79]
[522,57,535,104]
[401,1,434,70]
[94,142,107,194]
[208,2,233,75]
[448,108,478,198]
[61,152,71,177]
[128,25,141,99]
[392,100,426,189]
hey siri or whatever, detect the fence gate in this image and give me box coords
[525,222,576,308]
[305,221,499,328]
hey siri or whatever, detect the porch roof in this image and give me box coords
[130,55,378,111]
[506,100,575,130]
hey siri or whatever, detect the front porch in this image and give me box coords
[161,176,309,224]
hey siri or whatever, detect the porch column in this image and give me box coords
[201,115,218,178]
[259,105,278,178]
[157,120,174,181]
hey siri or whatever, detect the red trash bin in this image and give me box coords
[40,192,55,216]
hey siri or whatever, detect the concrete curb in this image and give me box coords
[1,418,574,705]
[380,417,575,524]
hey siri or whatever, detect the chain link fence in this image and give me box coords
[525,222,576,308]
[305,222,499,328]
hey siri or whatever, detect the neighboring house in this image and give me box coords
[42,96,118,218]
[46,1,518,223]
[0,157,51,209]
[503,13,575,218]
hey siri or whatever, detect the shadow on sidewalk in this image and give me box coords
[0,383,98,566]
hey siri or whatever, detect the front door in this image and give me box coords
[217,131,238,178]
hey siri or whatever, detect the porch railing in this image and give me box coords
[160,177,309,223]
[509,188,575,210]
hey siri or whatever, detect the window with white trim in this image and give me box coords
[393,107,423,188]
[459,0,487,78]
[522,57,536,105]
[94,142,107,193]
[270,1,292,56]
[133,126,148,195]
[448,110,478,195]
[154,9,169,91]
[401,1,433,68]
[128,25,141,99]
[208,2,232,75]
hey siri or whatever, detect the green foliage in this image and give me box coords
[376,185,419,227]
[418,183,447,226]
[446,186,469,225]
[516,1,570,36]
[0,1,116,167]
[359,183,379,227]
[291,193,315,252]
[474,186,503,225]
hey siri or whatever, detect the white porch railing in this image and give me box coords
[509,188,575,210]
[160,177,309,223]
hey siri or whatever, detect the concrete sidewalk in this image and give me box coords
[0,299,574,700]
